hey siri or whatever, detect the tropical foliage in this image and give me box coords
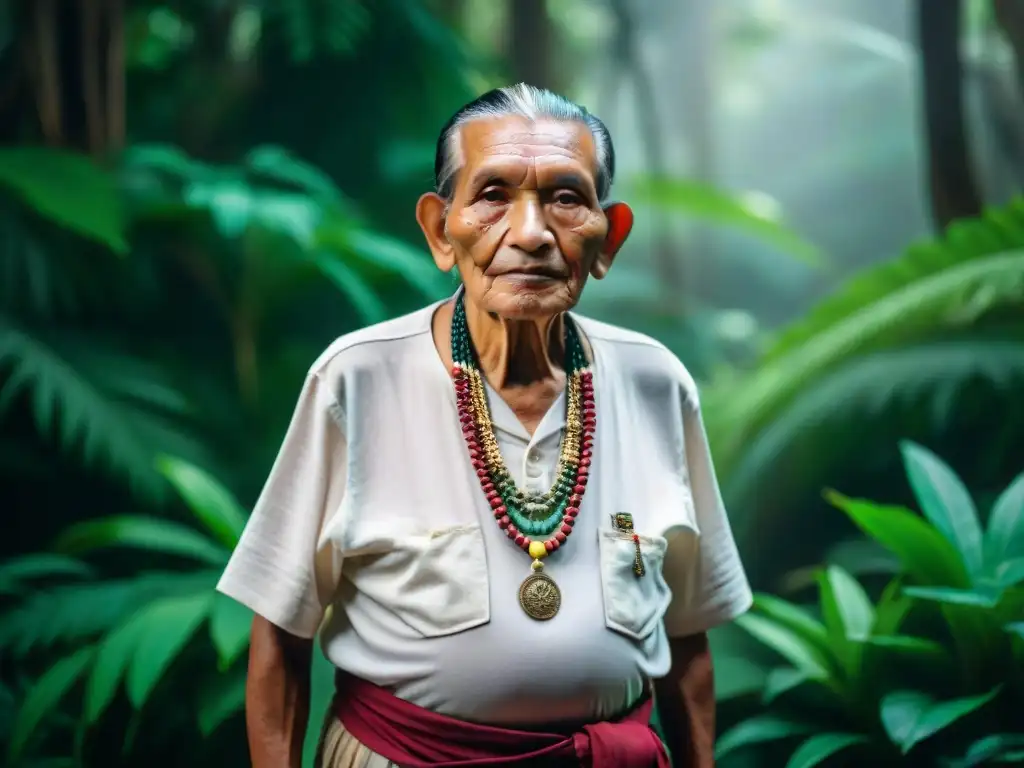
[708,199,1024,583]
[717,441,1024,767]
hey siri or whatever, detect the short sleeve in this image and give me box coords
[216,371,347,639]
[663,397,753,637]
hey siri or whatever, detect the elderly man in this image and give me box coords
[217,84,752,767]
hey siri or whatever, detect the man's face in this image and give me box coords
[441,116,612,320]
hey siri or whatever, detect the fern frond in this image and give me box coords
[707,249,1024,474]
[725,339,1024,516]
[0,322,206,498]
[764,199,1024,363]
[0,572,216,656]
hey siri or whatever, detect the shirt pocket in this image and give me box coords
[343,523,491,638]
[597,529,673,641]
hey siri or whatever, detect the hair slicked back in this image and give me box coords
[433,84,616,202]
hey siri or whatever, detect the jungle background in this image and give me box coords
[1,0,1023,766]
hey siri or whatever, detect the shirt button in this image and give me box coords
[527,449,541,464]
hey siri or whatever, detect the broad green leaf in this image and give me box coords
[8,646,95,760]
[0,148,127,253]
[126,591,213,709]
[84,613,148,724]
[245,145,346,207]
[825,491,970,587]
[311,251,388,324]
[54,515,228,566]
[197,669,246,736]
[1005,622,1024,639]
[899,442,984,579]
[626,175,822,265]
[819,566,874,641]
[880,686,1002,754]
[209,593,252,670]
[734,613,833,682]
[155,456,247,549]
[763,668,810,704]
[902,586,999,608]
[994,557,1024,589]
[985,473,1024,567]
[753,594,833,660]
[716,715,815,759]
[785,733,867,768]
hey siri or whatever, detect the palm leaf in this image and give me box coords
[764,200,1024,363]
[0,323,204,498]
[708,249,1024,475]
[625,175,823,265]
[723,339,1024,511]
[53,515,229,566]
[0,572,215,656]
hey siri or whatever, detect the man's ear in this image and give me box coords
[590,201,634,280]
[416,192,455,272]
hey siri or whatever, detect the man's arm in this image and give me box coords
[246,615,314,768]
[653,632,716,768]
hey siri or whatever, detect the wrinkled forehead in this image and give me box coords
[455,116,600,190]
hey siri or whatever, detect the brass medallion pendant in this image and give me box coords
[518,570,562,621]
[450,295,596,620]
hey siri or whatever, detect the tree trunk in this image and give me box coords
[916,0,982,229]
[508,0,552,90]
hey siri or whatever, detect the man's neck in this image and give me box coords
[463,299,565,389]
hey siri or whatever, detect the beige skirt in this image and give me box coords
[314,706,396,768]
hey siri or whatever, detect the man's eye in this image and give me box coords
[481,188,507,203]
[554,191,582,206]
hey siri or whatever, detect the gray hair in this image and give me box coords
[433,84,616,202]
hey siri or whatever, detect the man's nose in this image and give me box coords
[506,194,556,254]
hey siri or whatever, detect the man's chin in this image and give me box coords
[485,288,577,321]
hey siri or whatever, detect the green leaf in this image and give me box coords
[8,646,96,761]
[959,733,1024,767]
[902,586,999,608]
[899,441,984,579]
[209,593,252,671]
[825,491,971,587]
[126,591,213,709]
[155,456,247,549]
[994,557,1024,589]
[880,687,1002,754]
[197,668,246,736]
[858,635,949,666]
[626,175,822,265]
[819,565,874,641]
[753,594,833,661]
[763,668,810,704]
[985,473,1024,567]
[0,571,215,655]
[54,515,228,566]
[734,613,834,682]
[0,148,127,253]
[784,733,867,768]
[338,227,450,299]
[83,614,148,724]
[716,715,815,759]
[0,555,94,595]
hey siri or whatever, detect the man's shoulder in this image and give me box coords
[573,312,699,404]
[309,302,438,381]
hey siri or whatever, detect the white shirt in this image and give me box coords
[216,295,752,725]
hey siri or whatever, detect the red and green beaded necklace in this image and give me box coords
[450,294,595,620]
